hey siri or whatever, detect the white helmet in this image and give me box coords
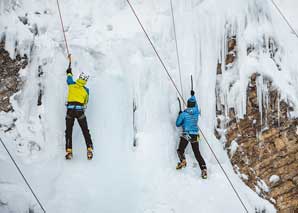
[79,72,89,81]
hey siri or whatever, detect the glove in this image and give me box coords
[66,67,72,74]
[179,111,182,115]
[191,90,195,96]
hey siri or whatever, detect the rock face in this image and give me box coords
[0,41,27,112]
[216,38,298,212]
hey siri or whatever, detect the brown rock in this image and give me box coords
[226,52,236,65]
[275,137,286,151]
[271,181,295,197]
[228,37,236,51]
[216,71,298,211]
[293,176,298,186]
[0,41,26,112]
[217,63,222,75]
[259,128,278,141]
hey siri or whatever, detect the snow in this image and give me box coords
[3,0,298,212]
[269,175,280,184]
[229,140,238,157]
[257,179,270,193]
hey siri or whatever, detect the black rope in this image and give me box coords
[270,0,298,39]
[170,0,184,99]
[198,129,249,213]
[0,137,46,212]
[126,0,186,106]
[126,1,249,212]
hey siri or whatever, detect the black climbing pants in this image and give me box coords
[177,134,207,171]
[65,109,93,151]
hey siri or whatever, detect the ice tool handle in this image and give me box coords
[191,75,193,91]
[177,97,182,112]
[68,54,72,68]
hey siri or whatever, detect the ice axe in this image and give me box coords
[67,54,72,68]
[191,74,193,91]
[177,97,182,112]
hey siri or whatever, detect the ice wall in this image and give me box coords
[2,0,297,212]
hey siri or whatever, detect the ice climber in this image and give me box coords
[65,64,93,160]
[175,90,207,179]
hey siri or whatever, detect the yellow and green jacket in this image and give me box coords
[66,73,89,108]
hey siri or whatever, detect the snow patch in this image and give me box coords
[229,140,238,157]
[257,179,270,193]
[269,175,280,184]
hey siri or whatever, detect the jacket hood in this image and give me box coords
[185,108,195,115]
[76,79,87,86]
[187,96,196,103]
[187,96,196,108]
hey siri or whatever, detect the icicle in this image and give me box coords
[263,80,269,130]
[133,99,137,147]
[256,75,263,127]
[277,91,280,127]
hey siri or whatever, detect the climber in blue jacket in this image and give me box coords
[176,90,207,179]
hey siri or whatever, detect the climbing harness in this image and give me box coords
[180,133,199,143]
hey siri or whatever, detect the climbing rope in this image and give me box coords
[198,130,249,213]
[170,0,184,99]
[126,1,249,212]
[0,137,46,213]
[126,0,186,105]
[270,0,298,39]
[56,0,71,60]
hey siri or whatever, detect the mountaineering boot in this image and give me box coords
[176,159,187,170]
[65,148,73,160]
[201,169,207,179]
[87,147,93,160]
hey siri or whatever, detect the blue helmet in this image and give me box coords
[187,96,196,108]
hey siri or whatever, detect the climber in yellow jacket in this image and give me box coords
[65,65,93,160]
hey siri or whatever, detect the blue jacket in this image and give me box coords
[176,96,200,135]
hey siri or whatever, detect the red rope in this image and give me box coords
[56,0,71,59]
